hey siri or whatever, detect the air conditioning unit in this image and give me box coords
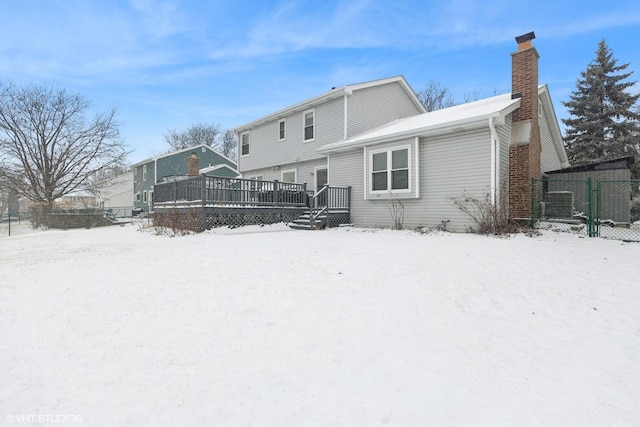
[545,191,573,219]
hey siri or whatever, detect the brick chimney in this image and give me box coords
[509,31,541,221]
[187,152,200,176]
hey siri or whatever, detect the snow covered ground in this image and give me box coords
[1,222,639,426]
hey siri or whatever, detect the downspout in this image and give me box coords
[488,117,501,205]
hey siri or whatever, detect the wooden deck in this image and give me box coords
[153,175,351,230]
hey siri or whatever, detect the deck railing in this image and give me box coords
[153,175,310,207]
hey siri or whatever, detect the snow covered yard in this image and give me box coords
[1,223,639,427]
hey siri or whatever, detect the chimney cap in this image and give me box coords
[515,32,536,45]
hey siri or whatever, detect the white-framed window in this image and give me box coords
[370,146,410,193]
[142,191,148,203]
[281,168,297,183]
[135,192,141,202]
[241,131,250,157]
[142,164,147,181]
[278,119,286,141]
[303,109,315,142]
[538,99,543,119]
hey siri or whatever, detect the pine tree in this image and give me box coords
[562,39,640,178]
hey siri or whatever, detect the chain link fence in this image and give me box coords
[532,178,640,242]
[1,207,134,237]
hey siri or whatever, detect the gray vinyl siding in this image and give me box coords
[239,98,343,173]
[243,158,327,189]
[329,128,492,232]
[539,102,563,173]
[347,82,424,138]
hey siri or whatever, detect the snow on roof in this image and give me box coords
[199,164,240,176]
[319,93,521,153]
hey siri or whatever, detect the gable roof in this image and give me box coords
[132,144,236,167]
[546,156,634,174]
[538,84,570,168]
[318,93,522,153]
[233,76,426,133]
[199,163,240,176]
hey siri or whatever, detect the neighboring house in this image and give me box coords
[132,145,238,213]
[235,32,570,232]
[54,194,96,209]
[234,75,426,192]
[94,171,134,217]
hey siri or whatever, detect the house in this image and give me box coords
[234,75,426,192]
[235,32,569,232]
[132,145,239,213]
[94,171,134,217]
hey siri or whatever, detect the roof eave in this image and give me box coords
[538,84,570,168]
[319,113,501,154]
[233,75,426,133]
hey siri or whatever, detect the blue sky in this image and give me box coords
[1,0,639,164]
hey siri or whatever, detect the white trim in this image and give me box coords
[142,164,147,181]
[281,168,297,183]
[240,131,250,157]
[278,118,286,141]
[363,148,368,200]
[314,165,328,192]
[414,137,420,197]
[303,109,315,142]
[368,144,412,195]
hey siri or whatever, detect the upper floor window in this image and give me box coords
[370,147,410,192]
[241,132,250,156]
[278,119,286,141]
[303,109,315,141]
[142,164,147,181]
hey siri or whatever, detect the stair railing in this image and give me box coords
[309,184,330,229]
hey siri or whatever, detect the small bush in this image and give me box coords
[451,190,518,235]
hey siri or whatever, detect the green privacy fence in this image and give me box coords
[531,178,640,241]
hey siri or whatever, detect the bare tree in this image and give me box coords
[0,175,9,218]
[0,82,129,209]
[221,129,237,161]
[416,81,457,112]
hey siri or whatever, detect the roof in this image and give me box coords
[538,84,570,168]
[318,92,522,153]
[199,164,240,176]
[546,156,635,174]
[132,144,236,167]
[233,76,426,133]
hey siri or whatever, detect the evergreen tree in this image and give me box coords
[562,39,640,178]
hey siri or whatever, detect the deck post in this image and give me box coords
[174,179,179,202]
[273,180,280,206]
[201,174,207,207]
[347,186,352,223]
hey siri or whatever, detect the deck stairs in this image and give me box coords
[288,211,327,230]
